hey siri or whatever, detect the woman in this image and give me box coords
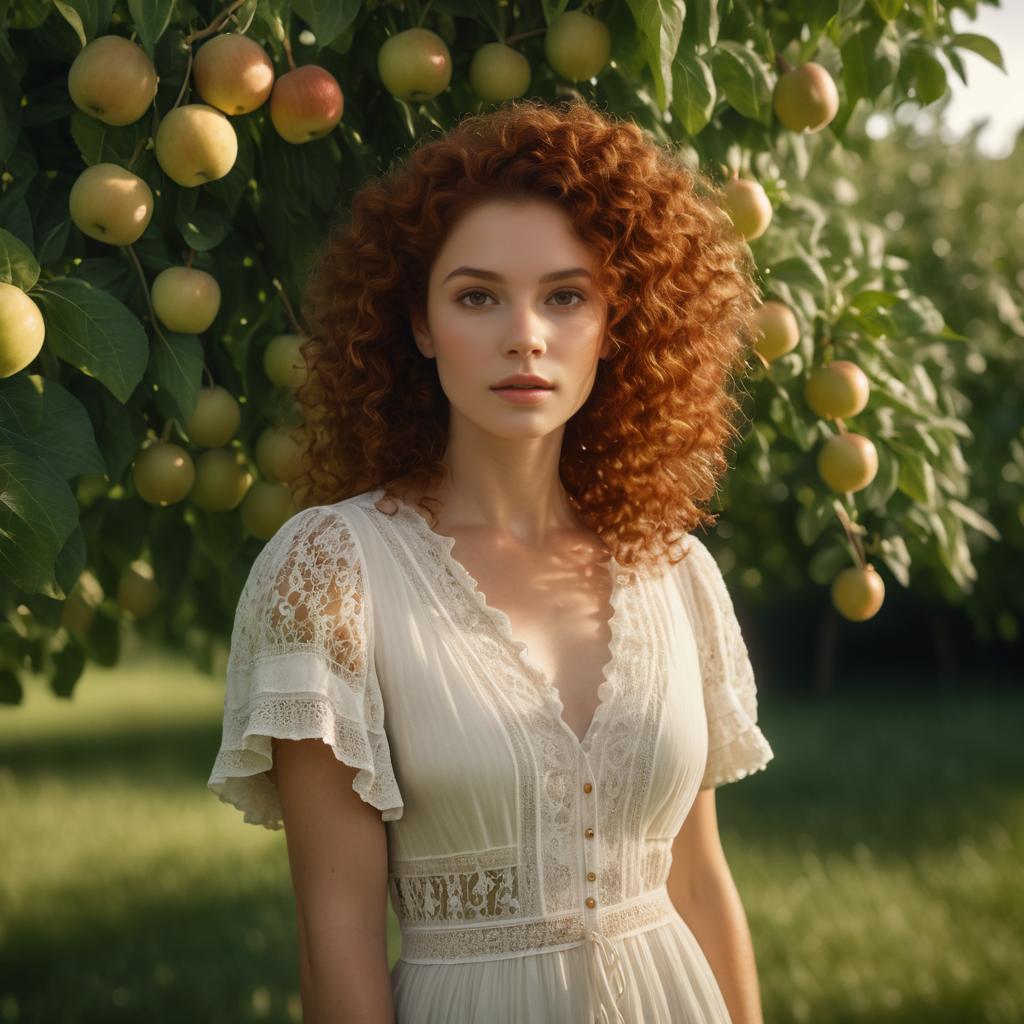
[208,98,775,1024]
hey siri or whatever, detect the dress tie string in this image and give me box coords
[587,929,627,1023]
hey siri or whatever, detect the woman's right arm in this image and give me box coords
[273,735,396,1024]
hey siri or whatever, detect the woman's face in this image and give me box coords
[410,198,610,442]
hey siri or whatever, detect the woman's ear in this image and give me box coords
[409,307,434,358]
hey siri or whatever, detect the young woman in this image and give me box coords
[208,98,775,1024]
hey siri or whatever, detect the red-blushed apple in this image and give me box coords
[805,361,871,419]
[469,42,531,102]
[69,162,154,245]
[263,333,308,388]
[774,62,840,133]
[241,480,299,539]
[751,300,799,363]
[722,176,772,240]
[0,283,46,378]
[817,433,878,493]
[377,27,452,102]
[185,385,241,447]
[193,32,275,115]
[132,440,195,505]
[190,448,253,511]
[154,103,238,186]
[545,11,611,82]
[151,266,221,334]
[67,34,158,126]
[269,65,343,143]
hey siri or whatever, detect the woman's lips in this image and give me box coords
[491,386,554,404]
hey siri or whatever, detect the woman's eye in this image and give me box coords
[457,289,584,308]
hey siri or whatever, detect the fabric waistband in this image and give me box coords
[397,884,678,965]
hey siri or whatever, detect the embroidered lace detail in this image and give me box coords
[207,505,404,829]
[397,885,678,964]
[677,537,775,791]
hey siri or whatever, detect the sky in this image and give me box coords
[931,1,1024,157]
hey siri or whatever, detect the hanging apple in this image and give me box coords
[377,27,453,102]
[0,283,46,378]
[193,32,275,115]
[269,65,344,143]
[155,104,238,186]
[68,163,154,245]
[67,34,158,126]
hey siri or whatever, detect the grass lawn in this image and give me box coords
[1,647,1021,1023]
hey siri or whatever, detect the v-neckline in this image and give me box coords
[369,487,634,758]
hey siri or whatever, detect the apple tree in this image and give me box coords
[0,0,1006,701]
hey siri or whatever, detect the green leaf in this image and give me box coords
[868,0,904,21]
[681,0,717,48]
[841,22,899,106]
[33,278,149,404]
[69,110,149,167]
[949,32,1004,72]
[626,0,687,113]
[946,498,1001,542]
[890,438,936,507]
[53,1,87,47]
[289,0,361,48]
[127,0,175,60]
[900,40,947,105]
[0,374,107,480]
[0,443,80,596]
[148,330,204,425]
[797,493,834,545]
[671,48,716,134]
[709,41,772,125]
[0,227,40,289]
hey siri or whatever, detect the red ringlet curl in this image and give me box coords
[292,97,761,572]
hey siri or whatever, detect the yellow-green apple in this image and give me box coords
[750,301,799,363]
[67,34,158,126]
[831,564,885,621]
[190,448,253,511]
[377,28,452,102]
[263,333,307,387]
[255,424,304,483]
[269,65,344,143]
[184,385,241,447]
[193,32,275,115]
[804,360,870,419]
[151,266,221,334]
[0,283,45,377]
[241,480,299,539]
[817,433,878,493]
[69,162,154,245]
[154,103,238,186]
[722,176,772,240]
[117,560,160,619]
[773,62,840,133]
[132,441,195,505]
[469,43,531,102]
[545,11,611,82]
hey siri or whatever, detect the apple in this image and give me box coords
[469,43,531,102]
[132,440,196,505]
[61,572,103,637]
[831,564,885,622]
[241,480,299,539]
[722,177,772,240]
[269,64,344,143]
[0,283,46,378]
[185,385,241,447]
[190,448,253,511]
[751,301,799,363]
[377,27,452,102]
[256,424,304,483]
[817,433,878,494]
[69,162,154,245]
[193,32,275,115]
[154,103,238,187]
[67,34,158,126]
[263,333,308,387]
[773,62,840,134]
[804,360,870,419]
[545,11,611,82]
[151,266,221,334]
[117,560,160,619]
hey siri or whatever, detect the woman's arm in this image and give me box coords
[273,736,396,1024]
[666,788,766,1024]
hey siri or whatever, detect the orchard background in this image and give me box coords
[1,0,1023,1021]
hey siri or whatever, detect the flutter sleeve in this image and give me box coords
[207,504,404,829]
[679,535,775,790]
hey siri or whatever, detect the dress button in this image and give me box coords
[583,782,593,793]
[585,897,597,908]
[587,871,596,881]
[584,827,595,838]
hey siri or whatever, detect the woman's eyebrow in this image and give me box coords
[443,266,592,284]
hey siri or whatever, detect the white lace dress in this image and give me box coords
[208,487,775,1023]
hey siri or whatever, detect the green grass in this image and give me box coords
[1,650,1021,1023]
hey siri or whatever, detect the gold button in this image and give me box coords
[587,871,596,881]
[585,897,596,908]
[584,827,595,838]
[583,782,593,793]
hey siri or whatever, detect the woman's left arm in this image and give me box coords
[666,788,767,1024]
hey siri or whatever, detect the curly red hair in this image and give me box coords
[292,97,761,572]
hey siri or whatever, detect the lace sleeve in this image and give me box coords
[680,536,775,790]
[207,504,404,829]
